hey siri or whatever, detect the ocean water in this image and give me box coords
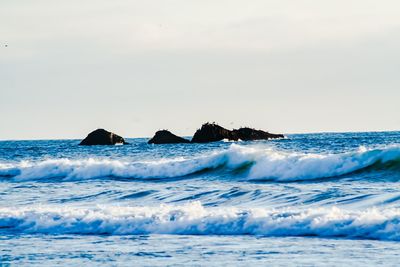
[1,131,400,266]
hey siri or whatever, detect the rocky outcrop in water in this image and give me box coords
[79,129,128,145]
[191,123,284,143]
[191,123,239,143]
[233,127,284,141]
[148,130,190,144]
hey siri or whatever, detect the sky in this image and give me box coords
[1,0,399,140]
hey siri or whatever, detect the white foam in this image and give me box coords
[0,154,226,181]
[0,144,399,181]
[247,145,400,181]
[0,202,399,240]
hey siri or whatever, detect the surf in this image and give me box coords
[0,202,399,241]
[0,144,399,182]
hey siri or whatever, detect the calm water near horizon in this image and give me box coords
[1,131,400,266]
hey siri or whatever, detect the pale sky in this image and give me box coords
[1,0,399,140]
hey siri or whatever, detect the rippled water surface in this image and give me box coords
[1,132,400,266]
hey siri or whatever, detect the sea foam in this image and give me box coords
[0,144,399,181]
[0,202,399,240]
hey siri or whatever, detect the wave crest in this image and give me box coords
[0,144,399,181]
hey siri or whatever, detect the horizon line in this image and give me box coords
[0,129,399,142]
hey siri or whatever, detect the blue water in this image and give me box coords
[1,132,400,266]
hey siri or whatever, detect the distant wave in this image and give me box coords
[0,144,399,182]
[0,202,399,241]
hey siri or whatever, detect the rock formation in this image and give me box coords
[191,123,284,143]
[148,130,190,144]
[191,123,239,143]
[233,127,284,141]
[79,129,128,145]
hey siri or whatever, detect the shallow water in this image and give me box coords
[1,132,400,265]
[2,235,400,266]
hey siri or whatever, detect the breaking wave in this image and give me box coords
[0,202,399,241]
[0,145,399,182]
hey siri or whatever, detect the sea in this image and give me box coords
[1,131,400,266]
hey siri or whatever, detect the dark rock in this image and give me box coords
[148,130,190,144]
[191,123,239,143]
[233,127,284,141]
[191,123,284,143]
[79,129,128,146]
